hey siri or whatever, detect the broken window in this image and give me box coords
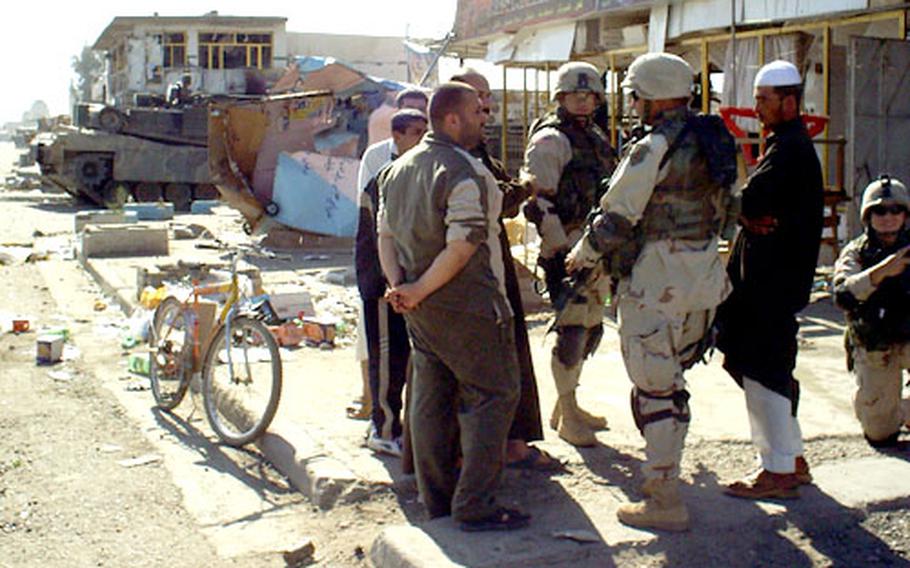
[164,33,186,68]
[154,32,187,68]
[198,32,272,69]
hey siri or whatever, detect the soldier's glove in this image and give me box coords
[523,198,544,227]
[538,251,568,304]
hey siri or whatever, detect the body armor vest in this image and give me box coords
[640,111,734,242]
[844,231,910,350]
[530,108,615,229]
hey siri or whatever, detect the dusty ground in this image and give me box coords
[2,140,909,567]
[0,144,409,567]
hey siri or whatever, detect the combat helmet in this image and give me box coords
[554,62,605,101]
[621,52,693,100]
[861,175,910,224]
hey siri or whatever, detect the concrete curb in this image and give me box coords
[80,257,137,317]
[80,255,365,510]
[370,526,463,568]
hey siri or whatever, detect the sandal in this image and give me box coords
[459,507,531,532]
[506,447,564,472]
[346,403,371,420]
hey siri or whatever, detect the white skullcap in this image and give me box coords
[754,60,802,88]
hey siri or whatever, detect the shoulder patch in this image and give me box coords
[629,142,650,166]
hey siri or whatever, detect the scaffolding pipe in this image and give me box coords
[522,67,529,147]
[501,64,508,172]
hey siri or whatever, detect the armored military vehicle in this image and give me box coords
[35,102,219,210]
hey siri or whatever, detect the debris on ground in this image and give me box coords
[552,529,601,543]
[282,538,316,566]
[117,454,163,468]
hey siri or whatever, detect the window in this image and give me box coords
[112,43,127,72]
[159,32,187,68]
[198,32,272,69]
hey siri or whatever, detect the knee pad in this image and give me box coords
[630,387,691,435]
[554,325,587,367]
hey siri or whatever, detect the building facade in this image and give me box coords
[92,12,288,106]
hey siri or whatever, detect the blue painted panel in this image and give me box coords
[270,153,358,237]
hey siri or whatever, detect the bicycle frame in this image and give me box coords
[188,253,252,382]
[159,252,245,372]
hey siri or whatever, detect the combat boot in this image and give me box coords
[554,393,597,447]
[549,401,608,431]
[617,478,689,532]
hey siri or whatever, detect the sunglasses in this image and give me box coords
[870,204,906,216]
[629,90,640,102]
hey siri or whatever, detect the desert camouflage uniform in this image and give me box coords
[572,106,733,480]
[520,110,614,409]
[834,229,910,442]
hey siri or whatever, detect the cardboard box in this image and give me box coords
[300,318,336,346]
[268,322,306,347]
[268,287,315,320]
[36,335,64,364]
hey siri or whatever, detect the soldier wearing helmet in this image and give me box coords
[833,175,910,448]
[567,51,737,531]
[167,72,194,107]
[519,61,617,448]
[714,60,823,500]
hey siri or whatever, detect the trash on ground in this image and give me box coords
[47,370,73,382]
[552,529,602,543]
[125,380,149,392]
[282,538,316,566]
[139,286,169,310]
[126,307,152,342]
[36,335,64,364]
[128,353,150,376]
[117,454,162,468]
[300,317,336,348]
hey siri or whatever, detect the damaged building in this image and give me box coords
[448,0,910,249]
[92,12,289,106]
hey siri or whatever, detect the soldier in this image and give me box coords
[567,52,737,531]
[520,61,617,447]
[715,60,823,499]
[834,175,910,448]
[167,73,193,107]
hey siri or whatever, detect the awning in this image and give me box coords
[484,21,577,64]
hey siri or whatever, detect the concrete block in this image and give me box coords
[74,210,138,233]
[305,457,358,510]
[136,262,262,300]
[123,202,175,221]
[267,286,315,319]
[370,526,462,568]
[813,456,910,508]
[190,199,221,214]
[80,224,168,258]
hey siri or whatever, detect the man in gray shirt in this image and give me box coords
[378,82,529,532]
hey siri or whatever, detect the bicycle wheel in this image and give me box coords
[202,316,282,446]
[149,296,192,410]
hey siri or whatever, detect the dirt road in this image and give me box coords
[0,186,403,567]
[2,139,909,567]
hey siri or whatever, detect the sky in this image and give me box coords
[1,0,458,125]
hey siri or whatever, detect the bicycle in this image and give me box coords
[148,248,282,447]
